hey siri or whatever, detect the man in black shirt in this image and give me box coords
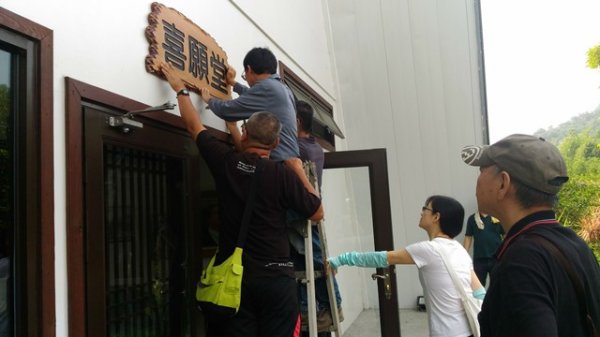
[462,134,600,337]
[161,62,324,337]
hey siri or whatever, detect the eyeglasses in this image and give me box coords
[241,70,247,81]
[421,206,433,212]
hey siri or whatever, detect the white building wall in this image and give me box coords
[2,0,485,335]
[325,0,485,311]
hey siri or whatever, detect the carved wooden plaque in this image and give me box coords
[145,2,231,100]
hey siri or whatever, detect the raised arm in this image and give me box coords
[328,248,415,272]
[284,158,323,221]
[160,62,206,139]
[284,158,320,199]
[387,248,416,265]
[225,121,242,152]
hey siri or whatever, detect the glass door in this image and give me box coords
[323,149,400,337]
[83,103,205,337]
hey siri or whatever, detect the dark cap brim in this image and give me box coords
[461,145,494,166]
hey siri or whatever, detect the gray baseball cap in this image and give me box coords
[461,134,569,194]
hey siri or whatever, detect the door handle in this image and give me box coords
[371,271,392,300]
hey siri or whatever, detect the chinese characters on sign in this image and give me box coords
[145,2,231,100]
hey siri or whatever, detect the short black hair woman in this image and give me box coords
[328,195,484,337]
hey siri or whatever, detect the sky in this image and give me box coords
[481,0,600,143]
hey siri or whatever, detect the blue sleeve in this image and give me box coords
[208,83,267,121]
[233,82,249,95]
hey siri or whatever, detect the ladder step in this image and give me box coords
[299,161,341,337]
[295,270,325,281]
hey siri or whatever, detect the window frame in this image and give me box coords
[0,7,54,337]
[278,61,338,152]
[65,77,229,337]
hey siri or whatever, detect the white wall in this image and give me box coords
[325,0,485,310]
[2,0,486,334]
[1,0,347,335]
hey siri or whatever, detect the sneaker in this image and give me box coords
[316,307,344,332]
[300,311,307,325]
[316,309,332,332]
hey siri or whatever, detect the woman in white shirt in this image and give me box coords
[328,195,484,337]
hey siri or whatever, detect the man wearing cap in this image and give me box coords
[461,134,600,337]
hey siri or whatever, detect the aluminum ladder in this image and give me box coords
[297,161,341,337]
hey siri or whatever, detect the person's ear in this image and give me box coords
[497,171,511,200]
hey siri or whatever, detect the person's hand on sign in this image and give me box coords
[200,88,211,104]
[160,62,185,93]
[225,64,236,87]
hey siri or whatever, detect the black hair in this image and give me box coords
[296,100,314,133]
[243,47,277,75]
[245,111,281,147]
[425,195,465,238]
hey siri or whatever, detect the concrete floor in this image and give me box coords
[343,309,428,337]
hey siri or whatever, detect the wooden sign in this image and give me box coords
[145,2,231,100]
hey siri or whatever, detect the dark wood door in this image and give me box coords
[83,103,204,337]
[325,149,400,337]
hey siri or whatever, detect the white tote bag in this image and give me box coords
[431,241,482,337]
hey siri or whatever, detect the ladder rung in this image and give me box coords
[295,270,325,281]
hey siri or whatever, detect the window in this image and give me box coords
[0,46,12,337]
[0,8,54,337]
[279,62,344,151]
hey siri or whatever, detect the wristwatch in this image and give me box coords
[176,88,190,97]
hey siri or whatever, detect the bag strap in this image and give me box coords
[527,234,599,337]
[236,159,263,248]
[431,241,470,299]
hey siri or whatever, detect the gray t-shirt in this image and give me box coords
[208,73,299,161]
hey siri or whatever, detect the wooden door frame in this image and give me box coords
[0,8,54,337]
[324,148,401,337]
[66,78,227,337]
[82,102,199,337]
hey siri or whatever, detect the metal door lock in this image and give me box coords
[371,272,393,300]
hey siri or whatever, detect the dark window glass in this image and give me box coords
[104,144,185,336]
[0,48,13,337]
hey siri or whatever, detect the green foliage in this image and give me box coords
[534,105,600,144]
[556,179,600,231]
[559,130,600,180]
[588,44,600,69]
[537,113,600,259]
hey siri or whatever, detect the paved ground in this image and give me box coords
[343,309,428,337]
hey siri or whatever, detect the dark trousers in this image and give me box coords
[206,275,300,337]
[473,257,496,287]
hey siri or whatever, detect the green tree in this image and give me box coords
[588,44,600,69]
[556,130,600,259]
